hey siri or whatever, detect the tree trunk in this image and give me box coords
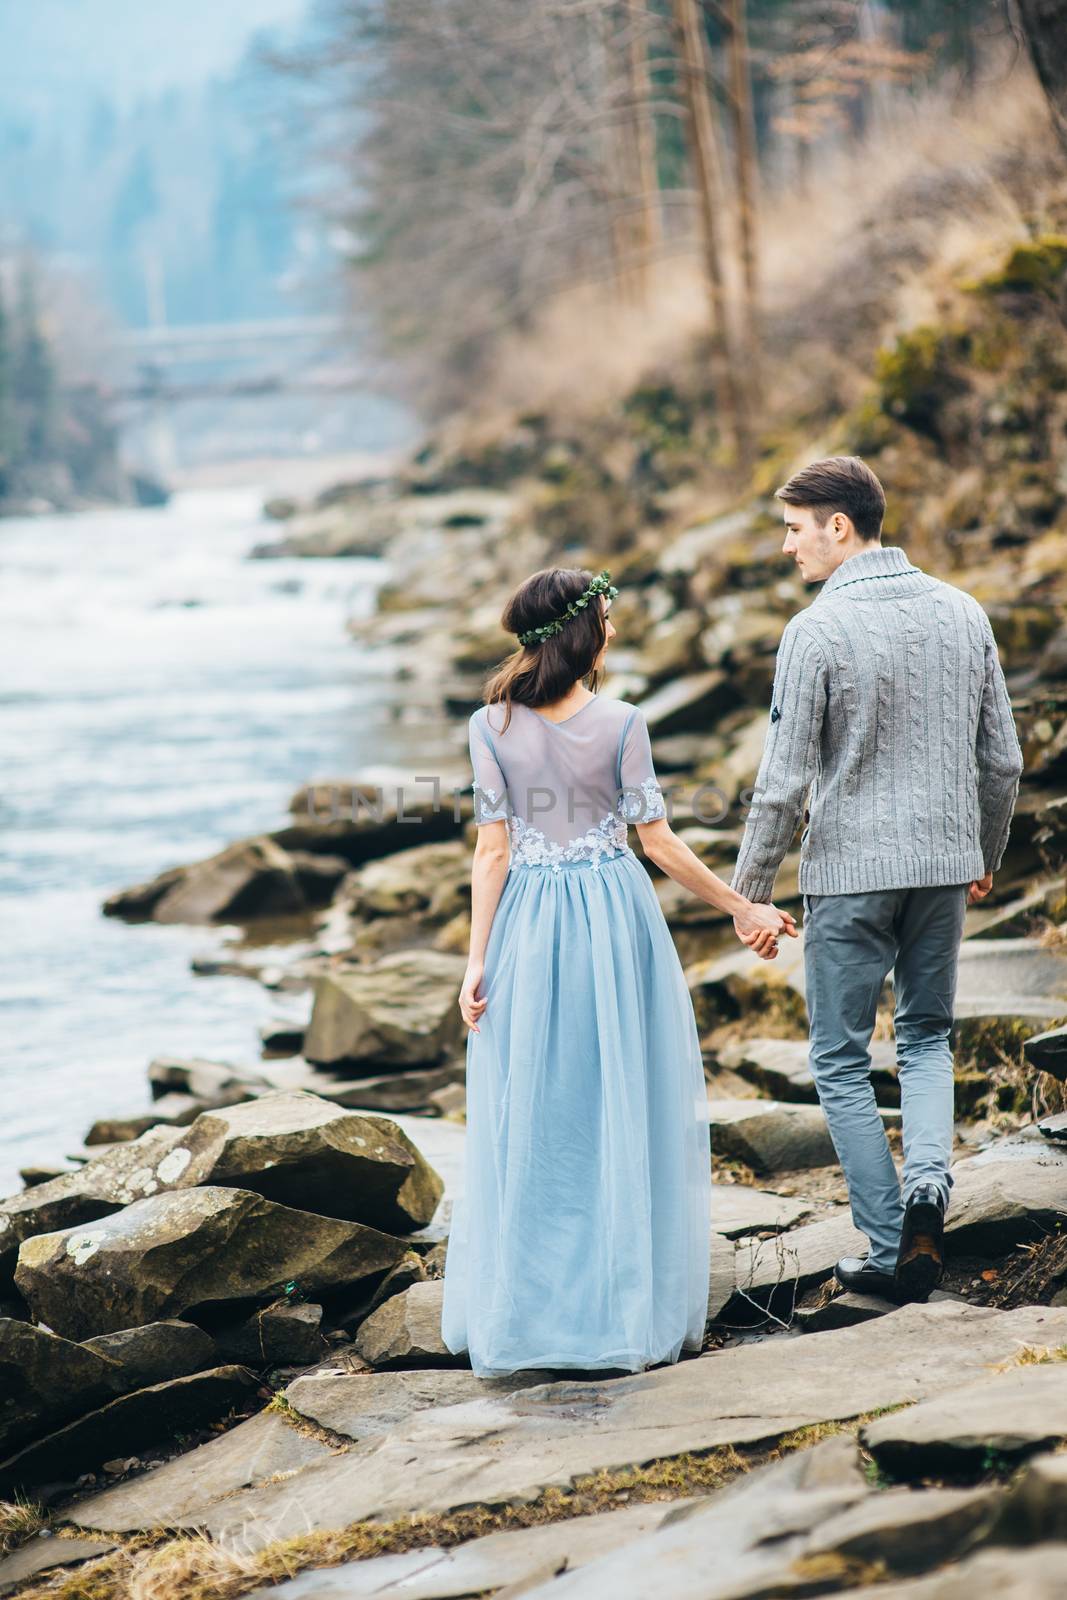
[723,0,762,408]
[592,5,631,304]
[618,1,662,306]
[670,0,746,460]
[1015,0,1067,156]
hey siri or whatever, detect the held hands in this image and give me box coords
[459,960,487,1032]
[733,900,798,961]
[968,871,993,905]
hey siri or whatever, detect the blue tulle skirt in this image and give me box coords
[441,846,712,1377]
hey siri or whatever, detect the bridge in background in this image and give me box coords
[114,316,369,400]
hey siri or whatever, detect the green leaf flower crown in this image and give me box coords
[516,570,619,646]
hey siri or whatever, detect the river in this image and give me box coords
[0,485,454,1194]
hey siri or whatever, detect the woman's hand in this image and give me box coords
[732,900,798,960]
[459,961,487,1031]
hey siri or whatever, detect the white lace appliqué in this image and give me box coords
[619,777,667,823]
[509,810,629,871]
[507,778,665,872]
[473,784,509,824]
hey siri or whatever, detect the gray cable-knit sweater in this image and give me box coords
[730,543,1024,901]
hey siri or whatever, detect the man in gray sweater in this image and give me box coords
[730,455,1023,1302]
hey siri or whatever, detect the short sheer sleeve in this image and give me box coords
[618,706,667,822]
[469,711,510,824]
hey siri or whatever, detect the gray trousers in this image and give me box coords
[802,884,968,1272]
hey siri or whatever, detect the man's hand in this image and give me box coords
[968,871,993,905]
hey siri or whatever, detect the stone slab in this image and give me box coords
[717,1037,899,1106]
[0,1365,261,1494]
[862,1363,1067,1473]
[726,1143,1067,1314]
[511,1472,1001,1599]
[283,1368,555,1442]
[485,1434,869,1599]
[241,1496,708,1599]
[152,1303,1067,1554]
[993,1449,1067,1542]
[67,1409,335,1534]
[0,1535,117,1596]
[847,1543,1067,1598]
[950,939,1067,1023]
[799,1484,1000,1577]
[709,1183,819,1239]
[708,1099,838,1171]
[795,1292,895,1332]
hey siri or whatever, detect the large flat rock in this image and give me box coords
[147,1303,1067,1553]
[797,1483,999,1577]
[259,1060,467,1115]
[303,954,467,1069]
[708,1099,899,1173]
[153,1092,446,1231]
[685,942,808,1034]
[709,1183,819,1239]
[512,1459,999,1599]
[724,1139,1067,1315]
[862,1363,1067,1474]
[716,1036,899,1105]
[0,1319,123,1457]
[727,1211,868,1315]
[1024,1023,1067,1080]
[847,1543,1067,1598]
[354,1280,459,1368]
[283,1367,556,1441]
[0,1535,118,1596]
[950,939,1067,1023]
[241,1496,709,1599]
[945,1143,1067,1252]
[993,1449,1067,1542]
[67,1409,334,1534]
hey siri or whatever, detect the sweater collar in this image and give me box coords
[818,543,920,595]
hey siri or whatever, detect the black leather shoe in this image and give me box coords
[895,1183,945,1302]
[835,1254,899,1300]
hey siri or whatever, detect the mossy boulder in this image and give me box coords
[872,325,972,440]
[970,234,1067,301]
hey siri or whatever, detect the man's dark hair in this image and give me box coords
[774,455,886,541]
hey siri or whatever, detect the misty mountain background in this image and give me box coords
[0,0,318,328]
[0,0,416,482]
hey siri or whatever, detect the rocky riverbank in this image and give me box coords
[3,232,1067,1596]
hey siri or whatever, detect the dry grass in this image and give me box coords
[1037,918,1067,953]
[451,60,1055,449]
[975,1233,1067,1316]
[3,1404,915,1600]
[0,1495,50,1556]
[987,1338,1067,1372]
[261,1392,354,1452]
[711,1153,760,1186]
[4,1451,751,1600]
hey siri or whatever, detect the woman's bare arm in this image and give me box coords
[636,819,796,956]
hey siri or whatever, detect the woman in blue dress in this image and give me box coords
[440,567,795,1378]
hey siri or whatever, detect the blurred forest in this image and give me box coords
[274,0,1067,462]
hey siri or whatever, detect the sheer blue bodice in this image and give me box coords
[468,696,667,871]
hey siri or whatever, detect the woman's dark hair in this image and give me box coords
[483,567,608,733]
